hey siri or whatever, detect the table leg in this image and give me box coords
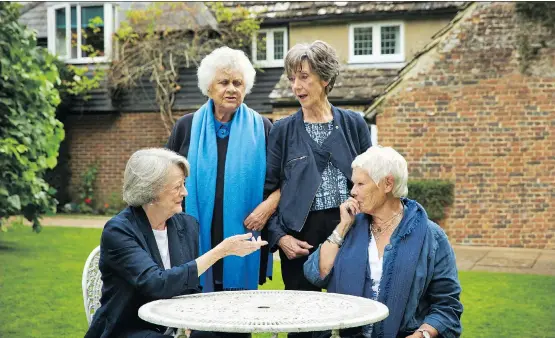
[331,329,340,338]
[175,328,190,338]
[270,333,278,338]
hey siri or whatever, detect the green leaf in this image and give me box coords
[7,194,21,210]
[45,156,57,169]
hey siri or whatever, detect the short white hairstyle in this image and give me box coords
[352,146,408,198]
[123,148,190,207]
[197,46,256,96]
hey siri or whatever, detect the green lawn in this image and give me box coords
[1,226,554,338]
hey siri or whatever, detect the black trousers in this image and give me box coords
[278,208,340,338]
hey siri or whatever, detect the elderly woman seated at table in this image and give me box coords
[85,148,267,338]
[304,146,463,338]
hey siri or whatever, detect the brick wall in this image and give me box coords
[375,3,555,249]
[64,112,173,207]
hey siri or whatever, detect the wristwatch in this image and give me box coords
[417,329,431,338]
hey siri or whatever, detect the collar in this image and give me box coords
[214,119,231,139]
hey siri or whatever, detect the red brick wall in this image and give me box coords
[64,113,173,207]
[375,3,555,249]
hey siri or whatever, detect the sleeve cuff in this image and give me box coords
[424,317,451,338]
[303,245,331,288]
[185,260,200,290]
[268,221,287,252]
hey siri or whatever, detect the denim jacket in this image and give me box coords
[264,106,372,251]
[303,202,463,338]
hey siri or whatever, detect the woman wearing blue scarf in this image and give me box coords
[304,146,463,338]
[167,46,279,299]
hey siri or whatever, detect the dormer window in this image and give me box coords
[252,27,288,68]
[47,4,117,63]
[349,21,405,65]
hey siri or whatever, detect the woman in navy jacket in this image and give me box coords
[85,148,266,338]
[304,146,463,338]
[265,40,372,337]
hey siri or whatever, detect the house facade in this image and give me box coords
[18,2,464,213]
[241,1,463,120]
[365,2,555,249]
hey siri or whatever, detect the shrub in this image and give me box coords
[0,3,64,231]
[407,180,454,222]
[77,164,98,213]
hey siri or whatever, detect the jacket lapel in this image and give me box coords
[132,206,164,268]
[322,106,356,178]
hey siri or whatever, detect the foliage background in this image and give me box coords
[0,2,64,231]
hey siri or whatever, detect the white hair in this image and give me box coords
[123,148,190,207]
[197,46,256,96]
[352,146,408,198]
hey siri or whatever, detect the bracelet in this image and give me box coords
[326,230,344,247]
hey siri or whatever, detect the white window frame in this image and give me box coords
[47,3,116,64]
[252,27,288,68]
[348,21,405,65]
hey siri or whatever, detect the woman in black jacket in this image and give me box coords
[265,41,372,338]
[85,148,266,338]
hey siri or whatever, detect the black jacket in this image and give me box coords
[85,206,200,338]
[264,106,372,251]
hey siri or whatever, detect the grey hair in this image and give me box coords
[197,46,256,96]
[284,40,341,94]
[352,146,409,198]
[123,148,190,207]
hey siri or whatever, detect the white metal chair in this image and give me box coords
[82,245,103,326]
[81,245,189,337]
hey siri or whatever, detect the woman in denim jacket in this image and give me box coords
[304,146,463,338]
[265,41,372,313]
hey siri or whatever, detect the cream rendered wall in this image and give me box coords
[290,24,350,63]
[289,18,452,63]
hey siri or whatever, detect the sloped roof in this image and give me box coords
[363,2,475,120]
[17,2,217,38]
[226,1,466,24]
[270,67,398,106]
[113,67,283,114]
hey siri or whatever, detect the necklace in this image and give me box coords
[371,208,403,242]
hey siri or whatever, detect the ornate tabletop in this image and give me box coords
[138,290,388,334]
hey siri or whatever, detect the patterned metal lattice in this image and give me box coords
[82,246,102,326]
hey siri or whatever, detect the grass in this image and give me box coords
[1,226,554,338]
[44,214,113,220]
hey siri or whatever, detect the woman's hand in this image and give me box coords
[337,197,360,237]
[217,233,268,257]
[244,189,281,231]
[244,200,272,231]
[278,235,313,260]
[196,233,267,277]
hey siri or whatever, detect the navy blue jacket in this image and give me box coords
[264,106,372,251]
[85,206,200,338]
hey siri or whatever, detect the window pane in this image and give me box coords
[81,6,105,57]
[55,8,67,57]
[256,32,266,61]
[354,27,372,56]
[70,6,78,59]
[381,26,400,55]
[273,31,284,60]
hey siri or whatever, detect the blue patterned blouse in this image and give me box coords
[304,121,350,211]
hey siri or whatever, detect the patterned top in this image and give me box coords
[304,121,350,211]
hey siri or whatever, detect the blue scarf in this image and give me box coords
[186,99,268,292]
[327,198,428,338]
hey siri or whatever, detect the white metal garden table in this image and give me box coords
[138,290,389,337]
